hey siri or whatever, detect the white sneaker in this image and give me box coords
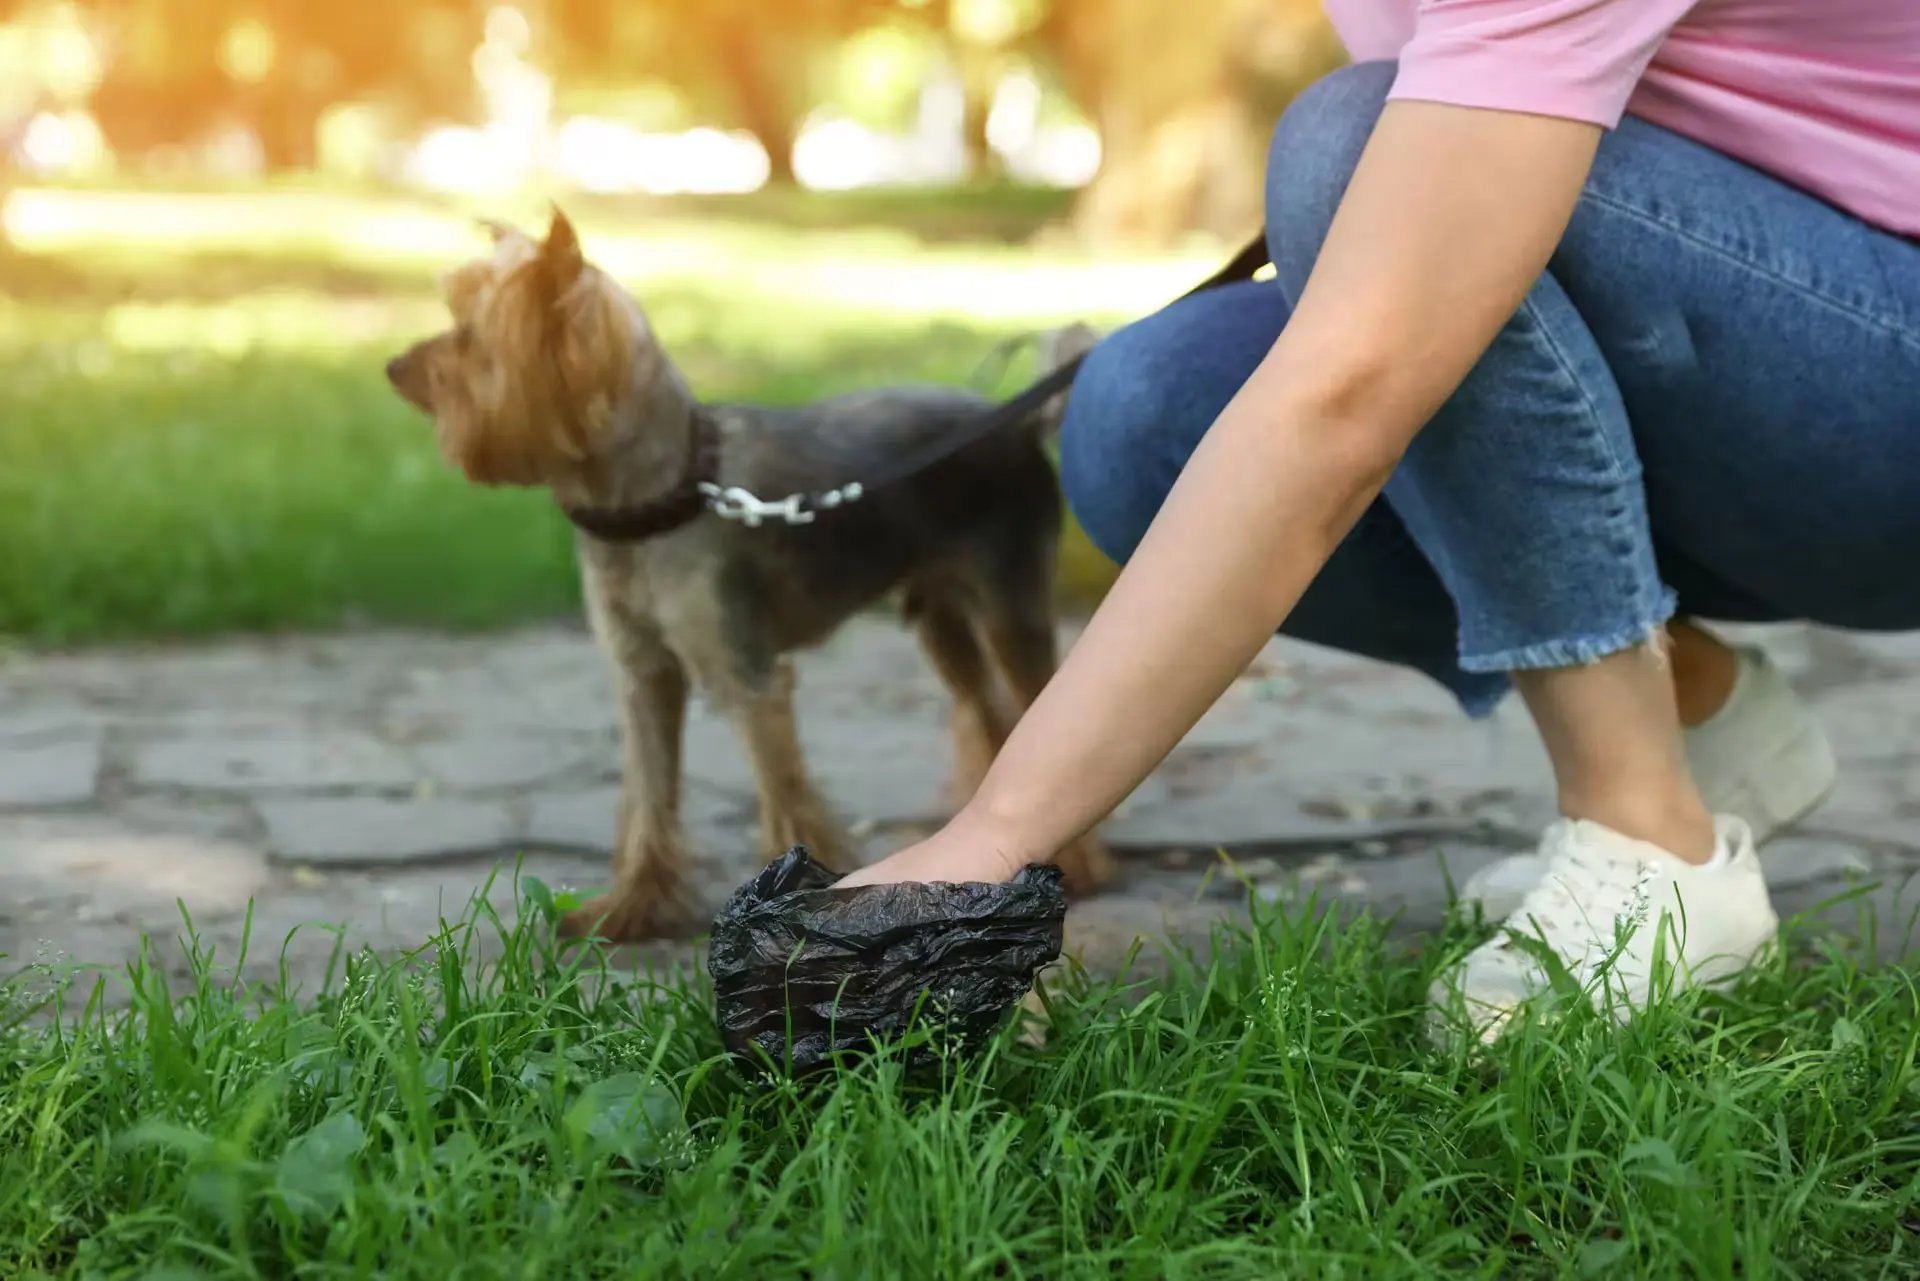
[1431,815,1779,1043]
[1459,644,1835,919]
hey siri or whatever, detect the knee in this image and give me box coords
[1266,61,1395,287]
[1057,327,1179,565]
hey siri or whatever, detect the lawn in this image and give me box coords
[3,885,1918,1278]
[0,184,1220,646]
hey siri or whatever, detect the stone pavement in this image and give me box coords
[2,617,1917,1007]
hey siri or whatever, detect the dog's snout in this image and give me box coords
[385,351,433,412]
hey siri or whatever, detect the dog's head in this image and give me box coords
[385,207,653,487]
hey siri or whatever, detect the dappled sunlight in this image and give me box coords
[19,108,108,174]
[99,292,442,356]
[552,120,770,196]
[3,186,1218,346]
[4,188,467,266]
[754,253,1208,324]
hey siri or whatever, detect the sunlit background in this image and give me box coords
[0,0,1343,646]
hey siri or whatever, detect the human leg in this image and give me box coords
[1265,63,1716,865]
[1059,280,1512,716]
[1265,59,1920,844]
[1065,61,1918,1025]
[1257,59,1920,1027]
[1057,167,1836,872]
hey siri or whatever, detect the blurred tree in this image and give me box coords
[546,0,900,185]
[934,0,1051,180]
[0,0,31,252]
[24,0,1350,248]
[72,0,481,170]
[1042,0,1343,246]
[244,0,479,169]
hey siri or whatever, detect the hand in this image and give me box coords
[835,812,1031,889]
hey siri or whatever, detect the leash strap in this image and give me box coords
[569,231,1271,538]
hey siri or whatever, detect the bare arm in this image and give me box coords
[841,101,1604,887]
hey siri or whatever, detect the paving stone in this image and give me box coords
[38,644,351,713]
[0,738,101,806]
[0,706,111,744]
[1758,835,1875,889]
[119,710,314,736]
[679,714,757,793]
[524,786,625,851]
[105,794,262,844]
[133,732,417,792]
[524,784,745,852]
[0,814,270,919]
[415,734,604,791]
[1810,682,1920,763]
[1801,764,1920,850]
[387,659,617,735]
[6,617,1920,1001]
[258,797,517,864]
[680,709,949,825]
[807,714,951,825]
[1109,788,1466,851]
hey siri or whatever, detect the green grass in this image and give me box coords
[4,883,1919,1278]
[0,185,1199,646]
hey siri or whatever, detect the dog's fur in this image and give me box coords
[385,209,1112,941]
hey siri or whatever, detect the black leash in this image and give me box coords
[566,231,1271,537]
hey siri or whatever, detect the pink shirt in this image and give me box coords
[1322,1,1920,237]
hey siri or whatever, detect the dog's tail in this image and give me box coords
[968,322,1100,392]
[1028,321,1101,437]
[969,321,1102,438]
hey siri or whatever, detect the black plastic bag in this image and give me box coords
[707,846,1066,1075]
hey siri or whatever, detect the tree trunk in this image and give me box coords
[954,37,1001,180]
[716,24,799,185]
[254,93,321,173]
[90,80,202,158]
[1049,0,1344,250]
[759,125,798,186]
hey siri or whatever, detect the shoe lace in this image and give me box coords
[1502,827,1656,982]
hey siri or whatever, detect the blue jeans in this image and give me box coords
[1060,61,1920,717]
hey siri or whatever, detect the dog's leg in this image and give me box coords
[908,584,1010,812]
[972,579,1117,897]
[559,647,694,942]
[715,658,851,870]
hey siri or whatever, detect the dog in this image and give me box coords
[385,208,1113,941]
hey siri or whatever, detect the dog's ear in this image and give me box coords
[477,217,539,262]
[539,206,584,293]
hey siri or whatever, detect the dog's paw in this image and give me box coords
[557,891,699,944]
[771,827,853,876]
[1055,835,1117,898]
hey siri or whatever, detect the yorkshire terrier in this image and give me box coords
[385,208,1113,941]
